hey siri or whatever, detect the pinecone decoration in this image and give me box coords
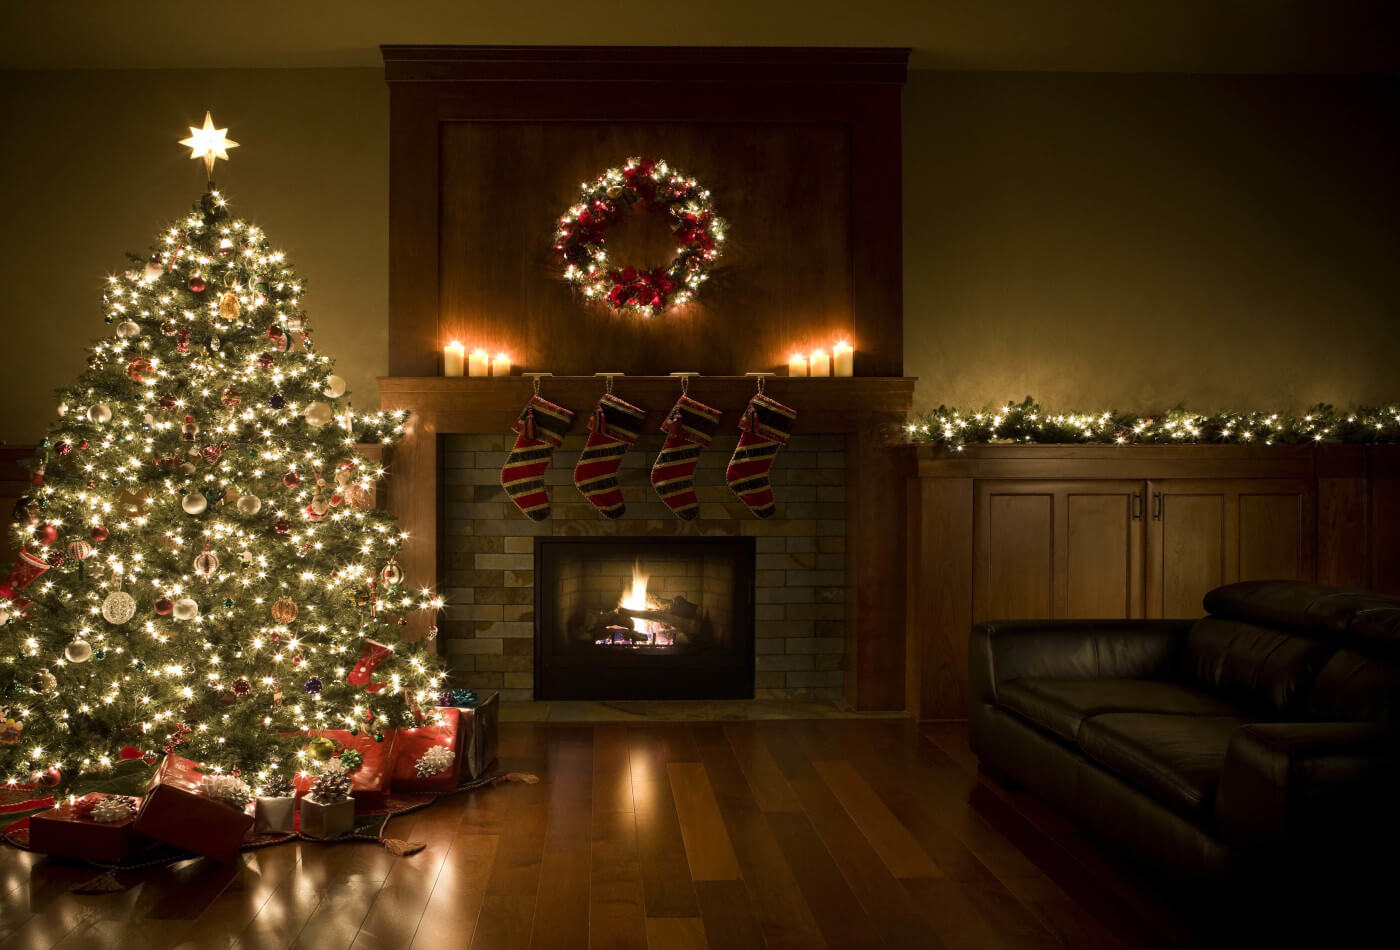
[199,773,254,811]
[91,795,138,823]
[414,744,454,779]
[260,773,295,798]
[310,764,351,803]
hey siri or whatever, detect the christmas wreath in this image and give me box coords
[554,157,725,315]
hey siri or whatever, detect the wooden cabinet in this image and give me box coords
[973,481,1143,623]
[909,445,1398,721]
[1145,479,1315,617]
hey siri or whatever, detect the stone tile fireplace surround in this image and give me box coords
[439,432,846,702]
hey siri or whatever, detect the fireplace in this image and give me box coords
[534,537,756,700]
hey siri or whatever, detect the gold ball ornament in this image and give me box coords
[304,402,333,427]
[64,638,93,663]
[322,375,347,398]
[31,668,58,693]
[236,493,261,515]
[102,590,137,624]
[172,597,200,621]
[307,735,338,762]
[182,492,208,515]
[271,597,298,624]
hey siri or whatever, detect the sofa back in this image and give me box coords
[1198,582,1400,723]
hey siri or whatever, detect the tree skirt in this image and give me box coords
[0,771,539,894]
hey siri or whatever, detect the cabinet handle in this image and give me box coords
[1152,491,1162,520]
[1131,493,1143,520]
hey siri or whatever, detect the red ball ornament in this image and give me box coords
[91,525,109,542]
[187,276,206,293]
[127,357,153,381]
[232,678,251,697]
[267,326,284,342]
[257,352,275,369]
[154,597,174,616]
[118,745,142,760]
[56,441,72,456]
[283,472,301,488]
[44,549,66,568]
[78,440,89,451]
[36,523,58,546]
[273,517,291,535]
[38,768,61,787]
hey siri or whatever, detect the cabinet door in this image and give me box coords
[1146,479,1316,618]
[973,481,1144,623]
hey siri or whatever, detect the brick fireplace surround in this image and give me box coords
[378,376,914,711]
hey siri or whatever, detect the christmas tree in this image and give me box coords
[0,115,444,793]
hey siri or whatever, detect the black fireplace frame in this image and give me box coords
[533,536,756,701]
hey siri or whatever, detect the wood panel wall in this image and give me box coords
[383,45,909,379]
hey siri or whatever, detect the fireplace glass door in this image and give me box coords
[534,537,755,700]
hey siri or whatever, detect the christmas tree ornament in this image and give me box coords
[181,492,208,514]
[194,547,220,579]
[172,597,199,621]
[304,677,323,695]
[144,257,163,281]
[323,375,347,398]
[309,491,330,517]
[36,767,62,786]
[35,522,59,545]
[304,402,333,427]
[500,392,575,521]
[651,390,722,520]
[271,596,298,624]
[273,516,291,534]
[220,386,241,408]
[574,391,646,519]
[102,589,137,624]
[202,442,226,465]
[268,393,286,409]
[379,557,404,587]
[218,289,241,322]
[88,403,113,424]
[308,735,338,762]
[44,548,67,569]
[726,387,797,519]
[347,639,393,689]
[187,276,207,293]
[236,493,261,515]
[116,320,141,339]
[0,716,22,745]
[66,540,93,561]
[31,668,58,693]
[257,352,275,369]
[286,313,305,332]
[64,638,93,663]
[56,440,72,456]
[283,472,301,488]
[232,678,251,696]
[92,795,138,823]
[90,524,109,542]
[127,357,154,381]
[181,415,199,441]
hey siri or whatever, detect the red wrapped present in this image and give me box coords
[388,708,463,794]
[29,794,152,864]
[293,729,397,811]
[133,755,254,862]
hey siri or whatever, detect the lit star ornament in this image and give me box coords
[179,111,239,179]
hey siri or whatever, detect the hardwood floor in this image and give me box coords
[0,720,1188,949]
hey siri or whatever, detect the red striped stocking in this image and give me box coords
[726,393,797,519]
[573,393,646,519]
[500,395,575,521]
[650,395,722,520]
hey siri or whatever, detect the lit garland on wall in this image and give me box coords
[0,185,446,791]
[908,397,1400,451]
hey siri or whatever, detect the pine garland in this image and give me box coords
[908,397,1400,451]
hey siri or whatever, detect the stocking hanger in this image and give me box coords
[746,371,774,395]
[594,372,624,395]
[669,371,699,397]
[522,372,551,397]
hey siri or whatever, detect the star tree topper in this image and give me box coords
[180,111,239,179]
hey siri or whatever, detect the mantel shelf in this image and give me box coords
[378,376,916,434]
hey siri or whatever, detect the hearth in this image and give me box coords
[534,537,755,700]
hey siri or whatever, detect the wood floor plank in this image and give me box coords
[665,763,740,882]
[471,727,552,950]
[812,758,943,880]
[163,846,304,950]
[594,726,636,815]
[407,834,498,950]
[629,728,700,918]
[530,730,593,950]
[643,916,707,950]
[722,723,801,814]
[589,809,647,950]
[692,880,765,950]
[352,799,470,950]
[765,810,878,949]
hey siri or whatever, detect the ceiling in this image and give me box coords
[1,0,1396,74]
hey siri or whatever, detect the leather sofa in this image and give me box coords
[969,581,1400,881]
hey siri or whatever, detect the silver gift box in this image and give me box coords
[299,795,355,839]
[253,796,296,835]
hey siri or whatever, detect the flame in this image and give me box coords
[621,560,650,633]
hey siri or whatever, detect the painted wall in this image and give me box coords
[1,68,1396,444]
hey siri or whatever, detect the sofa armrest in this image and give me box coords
[1214,723,1400,850]
[969,619,1193,709]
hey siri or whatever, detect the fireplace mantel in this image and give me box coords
[378,374,915,710]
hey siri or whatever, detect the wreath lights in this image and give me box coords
[908,397,1400,451]
[554,157,725,316]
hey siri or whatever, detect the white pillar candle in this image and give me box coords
[833,340,854,377]
[443,341,465,377]
[809,349,831,377]
[468,348,490,377]
[491,353,512,377]
[788,353,808,377]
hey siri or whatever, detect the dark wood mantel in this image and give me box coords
[379,375,916,711]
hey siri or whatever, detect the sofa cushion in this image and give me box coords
[999,678,1242,742]
[1178,617,1334,716]
[1304,649,1400,722]
[1203,581,1400,638]
[1078,713,1247,819]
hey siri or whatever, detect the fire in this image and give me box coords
[595,560,677,648]
[621,560,650,624]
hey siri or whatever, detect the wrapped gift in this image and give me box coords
[293,729,397,811]
[300,795,355,839]
[459,691,499,780]
[29,794,151,864]
[133,755,254,863]
[388,708,463,794]
[253,796,296,835]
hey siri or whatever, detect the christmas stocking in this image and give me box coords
[573,393,646,519]
[651,395,722,520]
[0,548,50,607]
[500,395,575,521]
[347,638,393,692]
[726,393,798,519]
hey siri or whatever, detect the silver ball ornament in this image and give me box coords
[236,494,261,516]
[116,320,141,339]
[172,597,199,621]
[88,404,113,424]
[182,492,208,515]
[304,402,333,427]
[65,638,93,663]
